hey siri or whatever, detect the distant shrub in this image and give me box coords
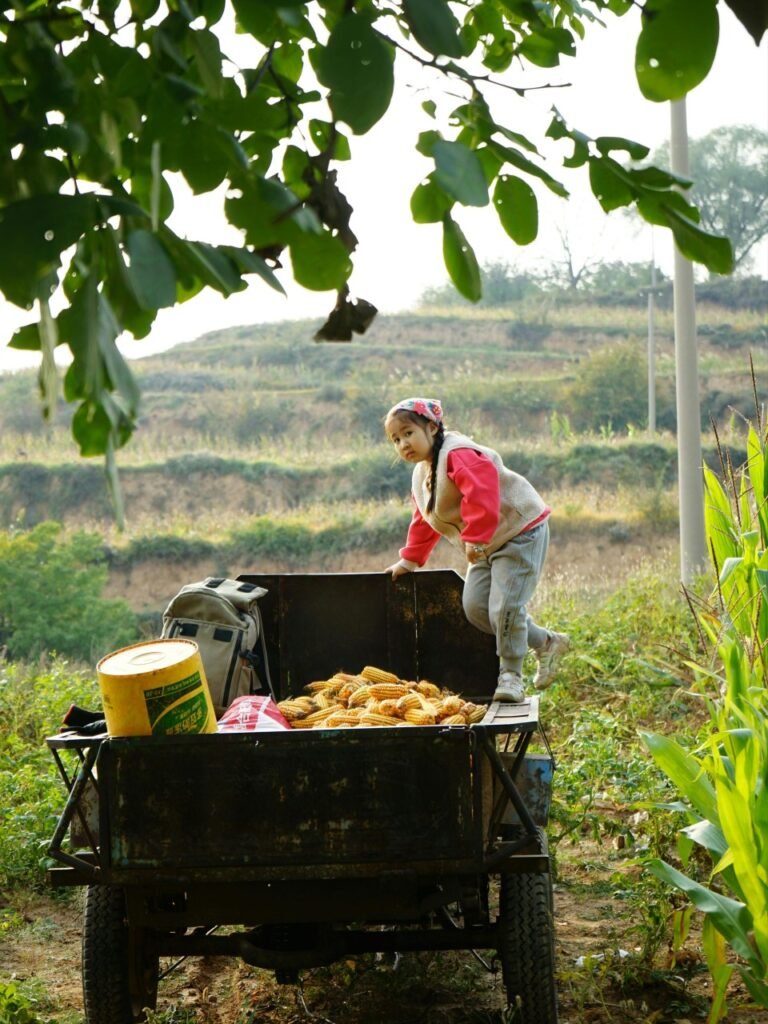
[505,321,551,348]
[696,274,768,310]
[564,343,675,433]
[0,523,138,662]
[317,384,346,403]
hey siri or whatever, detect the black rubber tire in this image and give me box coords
[82,885,159,1024]
[498,870,558,1024]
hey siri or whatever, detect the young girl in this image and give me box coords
[384,397,569,703]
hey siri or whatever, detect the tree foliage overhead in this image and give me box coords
[0,0,764,479]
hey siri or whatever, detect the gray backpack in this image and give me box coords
[161,577,274,711]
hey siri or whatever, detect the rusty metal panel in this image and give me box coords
[238,572,418,697]
[237,570,497,700]
[412,572,498,698]
[102,729,478,871]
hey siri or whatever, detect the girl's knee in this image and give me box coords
[463,594,492,632]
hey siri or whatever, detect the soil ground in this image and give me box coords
[4,840,768,1024]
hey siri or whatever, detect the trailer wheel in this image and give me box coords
[498,868,558,1024]
[82,885,159,1024]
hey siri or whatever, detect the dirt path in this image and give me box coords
[4,839,768,1024]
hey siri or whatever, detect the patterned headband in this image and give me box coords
[387,397,444,425]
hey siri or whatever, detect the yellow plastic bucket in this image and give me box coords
[97,638,217,737]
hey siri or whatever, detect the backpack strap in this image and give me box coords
[239,604,276,702]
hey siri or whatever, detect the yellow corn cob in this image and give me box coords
[331,672,357,682]
[360,666,400,685]
[416,680,442,699]
[396,692,423,713]
[360,711,399,727]
[441,713,467,726]
[369,682,409,700]
[301,706,336,726]
[305,679,336,693]
[277,699,315,721]
[348,685,374,708]
[462,702,487,724]
[378,699,403,718]
[404,707,436,726]
[436,696,464,720]
[312,690,337,710]
[326,712,362,728]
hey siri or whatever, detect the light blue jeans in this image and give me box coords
[462,521,550,676]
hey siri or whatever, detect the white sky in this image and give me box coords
[0,4,766,373]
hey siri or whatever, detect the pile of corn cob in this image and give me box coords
[277,666,486,729]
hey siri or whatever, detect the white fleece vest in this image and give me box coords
[411,431,547,555]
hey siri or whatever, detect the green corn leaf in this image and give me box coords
[645,858,758,967]
[682,819,728,859]
[704,466,739,572]
[747,425,766,504]
[711,772,768,948]
[702,917,733,1023]
[640,731,719,825]
[739,471,753,539]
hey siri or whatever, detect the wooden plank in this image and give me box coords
[104,729,479,871]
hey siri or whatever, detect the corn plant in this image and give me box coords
[640,375,768,1019]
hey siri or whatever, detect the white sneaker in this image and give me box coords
[493,671,525,704]
[533,631,570,690]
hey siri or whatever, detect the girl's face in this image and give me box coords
[386,414,439,463]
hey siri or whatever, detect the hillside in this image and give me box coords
[0,295,765,614]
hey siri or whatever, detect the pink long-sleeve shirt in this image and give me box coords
[399,449,505,566]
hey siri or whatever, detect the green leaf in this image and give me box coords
[442,214,481,302]
[589,157,635,212]
[126,230,178,310]
[644,858,758,966]
[704,465,739,572]
[410,177,453,223]
[491,141,568,198]
[663,205,735,275]
[640,731,719,824]
[177,121,247,194]
[220,245,285,294]
[0,195,97,308]
[402,0,465,57]
[432,140,489,207]
[289,231,352,291]
[517,26,575,68]
[8,323,42,352]
[493,175,538,244]
[636,0,719,102]
[315,15,394,135]
[595,136,650,161]
[188,28,224,98]
[637,195,734,274]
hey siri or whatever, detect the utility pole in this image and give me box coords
[670,98,708,584]
[647,229,656,437]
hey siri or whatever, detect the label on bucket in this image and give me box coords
[144,671,211,735]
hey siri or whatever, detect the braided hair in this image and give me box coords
[426,422,445,514]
